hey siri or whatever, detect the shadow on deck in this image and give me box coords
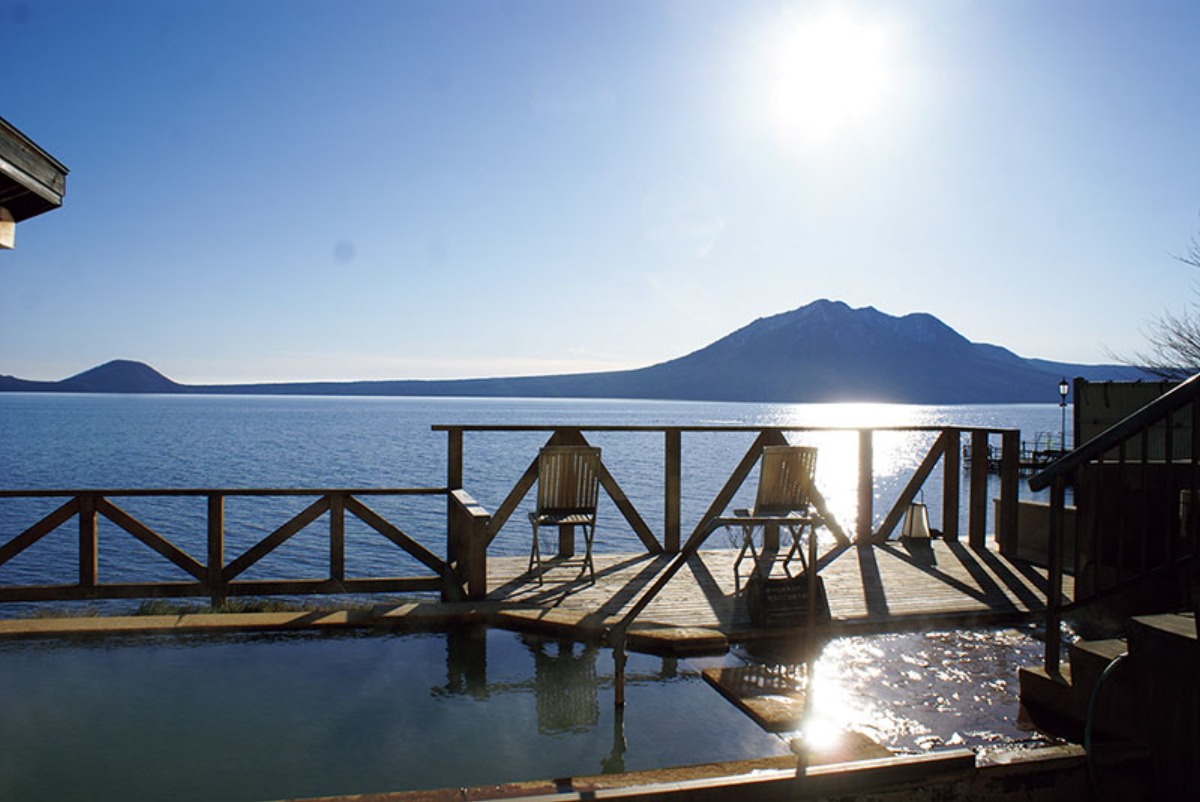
[481,540,1069,650]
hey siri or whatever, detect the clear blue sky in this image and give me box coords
[3,0,1199,384]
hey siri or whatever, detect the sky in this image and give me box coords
[2,0,1200,384]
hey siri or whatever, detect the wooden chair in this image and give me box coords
[726,445,820,589]
[528,446,601,585]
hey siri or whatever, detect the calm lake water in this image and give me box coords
[0,394,1063,797]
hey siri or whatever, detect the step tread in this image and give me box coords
[1069,638,1128,676]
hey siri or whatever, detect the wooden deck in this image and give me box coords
[483,541,1073,647]
[0,540,1074,658]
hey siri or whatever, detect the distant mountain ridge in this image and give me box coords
[0,300,1154,403]
[0,359,183,394]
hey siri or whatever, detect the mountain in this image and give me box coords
[0,301,1155,403]
[0,359,183,393]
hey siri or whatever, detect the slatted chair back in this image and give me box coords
[537,446,601,516]
[753,445,817,515]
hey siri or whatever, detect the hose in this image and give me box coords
[1084,650,1128,798]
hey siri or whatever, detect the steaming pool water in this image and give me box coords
[0,623,1054,801]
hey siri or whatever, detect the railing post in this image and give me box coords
[449,489,490,600]
[447,428,463,565]
[447,428,463,488]
[998,430,1020,555]
[330,492,345,583]
[665,428,681,553]
[78,493,97,589]
[942,430,961,541]
[207,493,226,607]
[857,429,873,542]
[1044,475,1066,674]
[466,506,488,600]
[969,430,989,548]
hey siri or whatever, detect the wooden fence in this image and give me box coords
[0,487,487,605]
[0,424,1023,606]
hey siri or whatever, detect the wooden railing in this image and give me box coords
[0,487,485,605]
[435,423,1022,554]
[1,423,1025,609]
[1029,373,1200,672]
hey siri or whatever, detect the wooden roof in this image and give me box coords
[0,115,68,223]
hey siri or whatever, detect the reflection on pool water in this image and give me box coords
[0,627,790,802]
[742,624,1052,755]
[0,622,1056,801]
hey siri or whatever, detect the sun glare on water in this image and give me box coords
[766,7,897,150]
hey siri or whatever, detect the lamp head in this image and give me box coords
[1058,378,1070,399]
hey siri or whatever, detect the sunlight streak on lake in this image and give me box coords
[757,404,961,538]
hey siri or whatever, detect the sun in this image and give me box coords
[767,9,894,149]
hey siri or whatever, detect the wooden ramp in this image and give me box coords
[483,540,1072,647]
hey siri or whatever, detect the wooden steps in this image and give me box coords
[1019,612,1200,794]
[1018,637,1135,740]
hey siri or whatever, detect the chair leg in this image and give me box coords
[733,526,747,589]
[734,524,761,592]
[746,524,766,579]
[584,523,596,584]
[781,523,810,577]
[529,522,543,585]
[782,524,798,577]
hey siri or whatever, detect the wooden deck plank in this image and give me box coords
[484,540,1072,641]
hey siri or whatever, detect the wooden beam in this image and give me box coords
[450,489,490,600]
[0,116,68,222]
[969,430,990,548]
[0,581,208,602]
[344,495,447,576]
[687,430,774,545]
[0,577,443,603]
[223,496,331,582]
[998,430,1020,555]
[485,451,544,545]
[942,430,961,541]
[97,497,207,581]
[874,432,949,543]
[595,456,662,554]
[446,428,464,565]
[857,429,874,543]
[665,429,681,553]
[207,493,225,606]
[809,486,850,545]
[0,496,78,567]
[79,494,97,588]
[330,492,345,582]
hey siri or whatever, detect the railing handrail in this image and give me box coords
[1029,372,1200,491]
[0,487,448,498]
[434,424,1020,434]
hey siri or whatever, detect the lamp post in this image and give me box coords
[1058,378,1070,452]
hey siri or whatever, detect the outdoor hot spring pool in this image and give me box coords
[0,623,1055,801]
[0,627,791,801]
